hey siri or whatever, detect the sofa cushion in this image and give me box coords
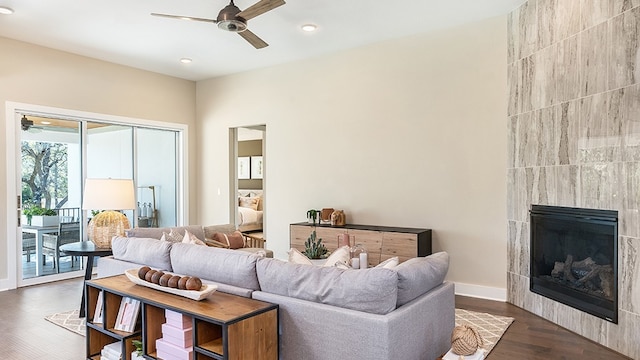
[395,251,449,307]
[256,258,398,315]
[126,225,206,242]
[170,243,260,291]
[111,236,173,271]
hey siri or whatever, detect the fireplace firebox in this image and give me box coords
[530,205,618,323]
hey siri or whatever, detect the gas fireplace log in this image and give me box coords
[551,256,597,277]
[564,255,576,282]
[550,256,613,298]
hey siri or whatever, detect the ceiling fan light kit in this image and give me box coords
[151,0,285,49]
[217,1,247,32]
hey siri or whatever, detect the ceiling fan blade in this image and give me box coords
[237,0,285,20]
[238,29,268,49]
[151,13,217,23]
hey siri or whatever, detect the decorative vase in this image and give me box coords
[350,244,368,269]
[337,233,353,248]
[330,210,346,226]
[320,208,334,224]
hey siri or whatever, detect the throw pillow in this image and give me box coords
[212,231,245,249]
[322,245,351,267]
[226,231,245,249]
[287,248,313,265]
[376,256,399,269]
[160,229,183,243]
[182,230,206,246]
[239,196,260,211]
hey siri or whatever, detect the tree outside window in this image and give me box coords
[21,141,68,209]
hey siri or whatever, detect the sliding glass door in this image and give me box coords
[17,114,181,286]
[20,117,83,280]
[136,128,178,228]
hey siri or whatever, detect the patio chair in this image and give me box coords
[42,221,80,273]
[22,233,36,262]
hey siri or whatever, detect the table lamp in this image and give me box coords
[83,178,135,248]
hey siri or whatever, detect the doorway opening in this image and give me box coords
[232,126,265,240]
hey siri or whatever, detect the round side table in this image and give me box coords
[60,241,112,317]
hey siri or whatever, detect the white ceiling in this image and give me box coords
[0,0,525,81]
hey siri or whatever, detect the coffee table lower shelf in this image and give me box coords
[84,274,278,360]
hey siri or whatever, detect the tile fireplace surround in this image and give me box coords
[507,1,640,358]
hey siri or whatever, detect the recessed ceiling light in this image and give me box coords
[301,24,317,32]
[0,6,14,15]
[41,121,52,125]
[180,58,192,64]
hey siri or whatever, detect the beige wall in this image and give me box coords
[197,16,508,292]
[0,37,196,284]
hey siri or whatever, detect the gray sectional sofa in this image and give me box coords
[97,229,455,360]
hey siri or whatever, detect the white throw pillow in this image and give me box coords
[160,229,183,243]
[322,245,351,267]
[287,248,313,265]
[182,230,206,246]
[376,256,399,269]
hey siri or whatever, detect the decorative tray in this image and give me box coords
[124,269,217,301]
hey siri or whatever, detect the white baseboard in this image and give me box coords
[0,278,15,292]
[454,282,507,302]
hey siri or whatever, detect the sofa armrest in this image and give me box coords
[252,281,455,360]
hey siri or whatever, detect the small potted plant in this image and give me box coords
[131,340,144,360]
[306,209,320,225]
[303,230,328,262]
[22,205,58,227]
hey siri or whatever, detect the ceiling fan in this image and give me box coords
[151,0,285,49]
[21,115,41,132]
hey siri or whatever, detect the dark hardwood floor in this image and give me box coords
[456,295,631,360]
[0,278,85,359]
[0,278,632,360]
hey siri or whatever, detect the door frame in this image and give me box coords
[3,101,190,289]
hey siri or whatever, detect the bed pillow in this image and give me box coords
[239,196,260,211]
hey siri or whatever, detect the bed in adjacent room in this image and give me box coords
[237,189,263,232]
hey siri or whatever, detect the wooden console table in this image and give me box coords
[290,222,432,266]
[85,274,278,360]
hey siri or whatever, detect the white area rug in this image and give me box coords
[44,309,85,336]
[455,308,514,354]
[44,307,515,347]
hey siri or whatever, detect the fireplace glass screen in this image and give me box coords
[530,205,617,323]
